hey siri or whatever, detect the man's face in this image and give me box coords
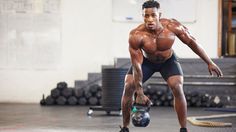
[143,8,160,31]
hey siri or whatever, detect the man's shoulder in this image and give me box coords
[160,18,181,26]
[129,24,146,46]
[130,24,145,36]
[161,18,185,34]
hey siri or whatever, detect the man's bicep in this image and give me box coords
[167,20,194,45]
[128,33,143,64]
[177,31,193,45]
[129,46,143,65]
[171,25,197,46]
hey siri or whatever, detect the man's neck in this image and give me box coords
[148,23,163,36]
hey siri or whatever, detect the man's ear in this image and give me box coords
[159,12,162,19]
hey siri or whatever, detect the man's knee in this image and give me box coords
[167,76,184,98]
[170,83,184,99]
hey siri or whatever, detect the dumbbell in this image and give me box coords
[88,97,98,105]
[78,97,87,105]
[75,88,84,98]
[62,88,74,98]
[89,84,101,95]
[45,95,55,105]
[56,81,68,90]
[156,89,164,97]
[56,96,67,105]
[96,91,102,99]
[154,100,163,106]
[68,96,78,105]
[51,88,61,98]
[146,85,157,95]
[40,94,46,105]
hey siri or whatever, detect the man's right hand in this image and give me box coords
[135,93,152,106]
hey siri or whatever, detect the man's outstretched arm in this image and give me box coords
[167,20,223,77]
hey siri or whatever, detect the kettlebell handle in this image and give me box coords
[132,103,151,112]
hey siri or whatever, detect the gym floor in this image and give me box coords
[0,104,235,132]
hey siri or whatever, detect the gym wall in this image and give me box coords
[0,0,219,103]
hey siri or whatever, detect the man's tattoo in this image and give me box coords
[123,99,132,122]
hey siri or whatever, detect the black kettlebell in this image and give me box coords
[131,104,150,127]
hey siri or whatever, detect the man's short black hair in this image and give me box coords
[142,0,160,10]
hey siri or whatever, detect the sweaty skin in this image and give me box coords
[121,7,223,129]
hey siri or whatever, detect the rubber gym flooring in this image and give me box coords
[0,104,235,132]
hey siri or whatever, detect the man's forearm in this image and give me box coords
[132,64,143,94]
[188,41,213,65]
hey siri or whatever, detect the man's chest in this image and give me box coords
[142,33,175,53]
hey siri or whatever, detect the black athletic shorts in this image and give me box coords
[127,53,183,82]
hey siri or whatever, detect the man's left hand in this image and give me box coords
[208,63,223,77]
